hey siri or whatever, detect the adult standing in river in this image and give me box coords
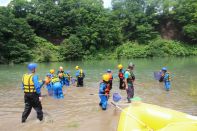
[118,64,125,90]
[57,66,65,86]
[21,63,44,123]
[75,66,85,87]
[124,62,135,103]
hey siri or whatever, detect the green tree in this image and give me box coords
[0,7,35,63]
[112,0,158,43]
[60,35,84,60]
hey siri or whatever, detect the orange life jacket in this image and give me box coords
[118,70,124,79]
[105,83,110,94]
[45,76,51,85]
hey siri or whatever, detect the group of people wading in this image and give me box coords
[21,62,170,122]
[21,63,85,123]
[99,62,135,110]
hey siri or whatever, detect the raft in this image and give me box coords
[117,102,197,131]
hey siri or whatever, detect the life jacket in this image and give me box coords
[165,72,171,82]
[125,69,135,84]
[51,76,60,84]
[44,76,51,85]
[78,69,85,78]
[107,73,113,81]
[118,69,124,79]
[57,71,64,79]
[105,83,111,95]
[64,73,71,80]
[22,73,36,93]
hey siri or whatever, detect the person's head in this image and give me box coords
[107,69,111,73]
[46,73,51,78]
[65,70,70,74]
[102,74,110,83]
[75,66,80,70]
[28,63,37,73]
[59,66,63,71]
[118,64,123,69]
[45,73,51,84]
[50,69,55,74]
[162,67,167,72]
[128,62,135,70]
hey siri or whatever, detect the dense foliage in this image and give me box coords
[116,38,197,59]
[0,0,196,63]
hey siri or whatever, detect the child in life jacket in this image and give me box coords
[99,74,110,110]
[161,67,171,91]
[118,64,125,90]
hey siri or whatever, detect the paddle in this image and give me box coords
[89,93,106,96]
[111,101,153,131]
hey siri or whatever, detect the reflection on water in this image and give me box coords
[0,57,197,130]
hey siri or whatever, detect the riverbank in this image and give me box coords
[27,37,197,62]
[84,38,197,60]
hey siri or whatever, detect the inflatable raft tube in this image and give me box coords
[117,102,197,131]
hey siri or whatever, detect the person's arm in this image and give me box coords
[99,83,105,93]
[131,72,135,81]
[21,83,24,90]
[124,72,129,90]
[32,75,41,96]
[21,75,24,90]
[75,70,79,77]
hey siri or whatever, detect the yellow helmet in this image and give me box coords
[118,64,123,69]
[50,69,55,74]
[75,66,79,70]
[102,74,110,82]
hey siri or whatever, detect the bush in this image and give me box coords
[147,38,190,57]
[115,38,196,58]
[183,24,197,42]
[116,42,148,58]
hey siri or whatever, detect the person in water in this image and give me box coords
[45,73,53,96]
[46,72,64,99]
[118,64,125,90]
[124,62,135,103]
[50,69,56,78]
[106,69,113,90]
[21,63,44,123]
[57,66,65,86]
[161,67,171,91]
[99,74,110,110]
[64,71,71,87]
[75,66,85,87]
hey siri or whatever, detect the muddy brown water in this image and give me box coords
[0,57,197,131]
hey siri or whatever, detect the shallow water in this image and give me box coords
[0,57,197,131]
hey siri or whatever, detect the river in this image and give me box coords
[0,57,197,131]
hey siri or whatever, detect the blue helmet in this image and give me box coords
[65,70,70,74]
[46,73,51,77]
[162,67,167,71]
[27,63,37,71]
[107,69,111,72]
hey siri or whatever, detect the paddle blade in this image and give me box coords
[113,93,122,102]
